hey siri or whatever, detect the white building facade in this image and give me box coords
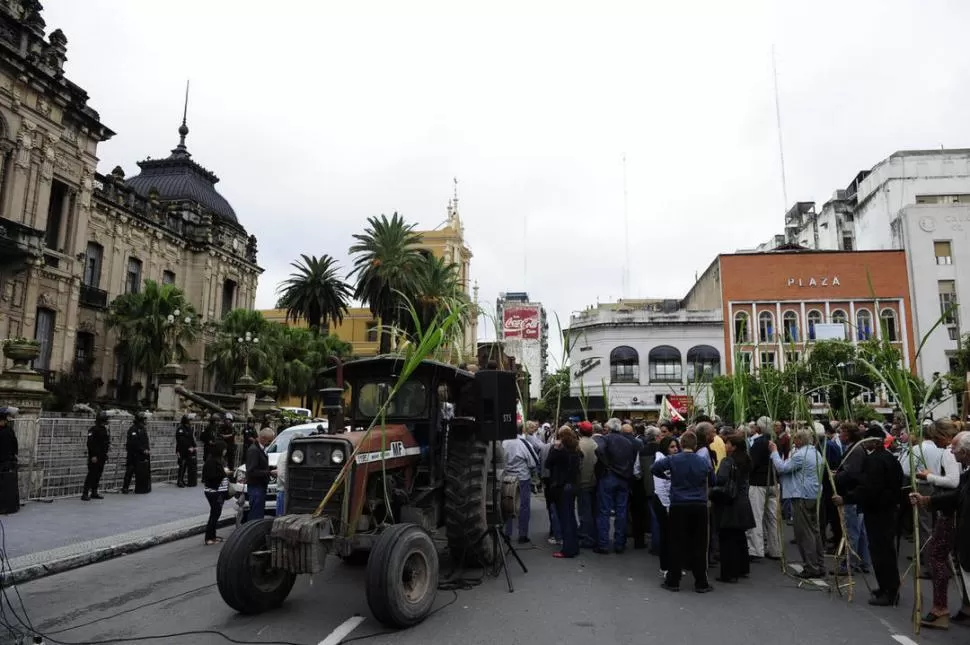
[893,204,970,416]
[565,301,724,421]
[496,292,547,399]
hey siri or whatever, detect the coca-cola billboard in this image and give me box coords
[503,305,541,340]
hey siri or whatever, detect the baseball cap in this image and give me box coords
[577,421,593,432]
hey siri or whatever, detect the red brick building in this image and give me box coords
[682,249,915,378]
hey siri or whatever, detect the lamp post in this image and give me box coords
[237,331,259,378]
[165,308,193,366]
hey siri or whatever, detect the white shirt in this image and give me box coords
[926,447,960,489]
[652,452,672,508]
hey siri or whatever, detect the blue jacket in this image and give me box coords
[595,431,638,481]
[651,450,713,506]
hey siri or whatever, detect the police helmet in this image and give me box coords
[180,414,191,425]
[134,410,149,422]
[96,410,109,423]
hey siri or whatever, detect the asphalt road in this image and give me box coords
[10,499,969,645]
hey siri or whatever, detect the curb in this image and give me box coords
[5,516,236,586]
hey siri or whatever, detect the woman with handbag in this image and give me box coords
[712,433,756,584]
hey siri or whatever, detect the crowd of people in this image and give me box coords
[504,415,970,628]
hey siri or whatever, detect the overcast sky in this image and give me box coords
[45,0,970,367]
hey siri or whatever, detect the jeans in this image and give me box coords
[505,478,531,539]
[276,490,285,516]
[844,504,871,571]
[557,484,579,556]
[248,484,268,522]
[596,472,629,550]
[205,491,224,540]
[577,487,596,546]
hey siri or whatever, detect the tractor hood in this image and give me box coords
[342,425,421,463]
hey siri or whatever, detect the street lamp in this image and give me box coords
[165,308,193,365]
[237,330,259,378]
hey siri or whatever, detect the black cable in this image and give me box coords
[338,591,459,644]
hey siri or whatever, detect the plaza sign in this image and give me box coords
[786,276,841,287]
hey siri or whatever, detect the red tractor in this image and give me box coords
[216,357,516,628]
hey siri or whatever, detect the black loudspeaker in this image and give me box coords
[474,370,518,441]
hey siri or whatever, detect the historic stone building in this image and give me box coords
[0,1,261,401]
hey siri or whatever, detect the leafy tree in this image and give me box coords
[349,212,424,353]
[107,280,200,403]
[205,309,274,388]
[540,367,570,422]
[276,254,352,334]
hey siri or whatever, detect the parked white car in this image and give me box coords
[229,422,327,524]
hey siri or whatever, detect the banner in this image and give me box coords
[502,305,541,340]
[667,395,692,416]
[659,396,685,422]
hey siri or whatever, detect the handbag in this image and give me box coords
[710,463,738,505]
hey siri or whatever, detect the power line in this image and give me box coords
[772,45,789,211]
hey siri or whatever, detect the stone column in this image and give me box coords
[156,362,187,414]
[233,373,257,417]
[1,344,47,501]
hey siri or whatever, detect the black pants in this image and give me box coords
[205,491,224,541]
[718,528,750,581]
[822,476,842,546]
[0,464,19,514]
[177,454,198,486]
[865,508,900,598]
[225,444,237,471]
[666,504,709,589]
[629,481,649,547]
[651,496,671,572]
[124,456,152,493]
[123,455,137,491]
[83,459,105,494]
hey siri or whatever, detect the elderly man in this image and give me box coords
[594,417,638,554]
[245,427,277,521]
[911,430,970,626]
[576,421,599,547]
[770,427,825,578]
[747,416,781,561]
[503,422,540,543]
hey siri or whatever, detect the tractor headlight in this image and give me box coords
[290,449,304,464]
[331,448,345,465]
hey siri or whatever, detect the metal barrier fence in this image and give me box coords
[17,419,243,500]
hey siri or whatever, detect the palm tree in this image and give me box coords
[107,280,199,404]
[205,309,272,389]
[349,212,424,353]
[276,254,352,334]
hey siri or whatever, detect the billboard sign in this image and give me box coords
[667,395,692,416]
[503,305,541,340]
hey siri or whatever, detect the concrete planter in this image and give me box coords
[3,340,41,366]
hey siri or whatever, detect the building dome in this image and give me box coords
[124,120,241,229]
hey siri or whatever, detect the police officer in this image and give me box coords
[82,411,110,500]
[122,411,151,494]
[0,407,19,515]
[221,413,238,470]
[200,413,220,462]
[242,416,259,454]
[175,414,198,487]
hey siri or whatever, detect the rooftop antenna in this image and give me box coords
[772,46,788,211]
[622,153,630,299]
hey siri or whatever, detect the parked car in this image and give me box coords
[229,421,328,524]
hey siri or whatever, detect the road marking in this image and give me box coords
[318,615,366,645]
[891,636,918,645]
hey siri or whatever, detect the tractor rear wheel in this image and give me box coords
[217,518,296,614]
[366,523,439,628]
[444,437,496,567]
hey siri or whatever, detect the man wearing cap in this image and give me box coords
[576,421,598,546]
[834,425,904,606]
[0,407,19,514]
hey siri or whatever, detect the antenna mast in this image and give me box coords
[623,153,630,299]
[772,46,788,211]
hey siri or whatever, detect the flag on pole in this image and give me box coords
[659,396,685,423]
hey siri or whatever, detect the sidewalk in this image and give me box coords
[3,483,236,584]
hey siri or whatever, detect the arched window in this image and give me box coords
[758,311,774,343]
[856,309,873,341]
[807,310,822,341]
[649,345,682,383]
[609,346,639,384]
[783,311,799,343]
[831,309,848,339]
[687,345,720,382]
[881,308,899,342]
[734,312,750,343]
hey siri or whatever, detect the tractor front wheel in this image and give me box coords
[365,523,439,628]
[217,518,296,614]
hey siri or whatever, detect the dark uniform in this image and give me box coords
[221,416,238,470]
[0,408,19,515]
[242,419,258,454]
[82,412,110,500]
[175,415,198,487]
[200,415,220,462]
[122,413,152,494]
